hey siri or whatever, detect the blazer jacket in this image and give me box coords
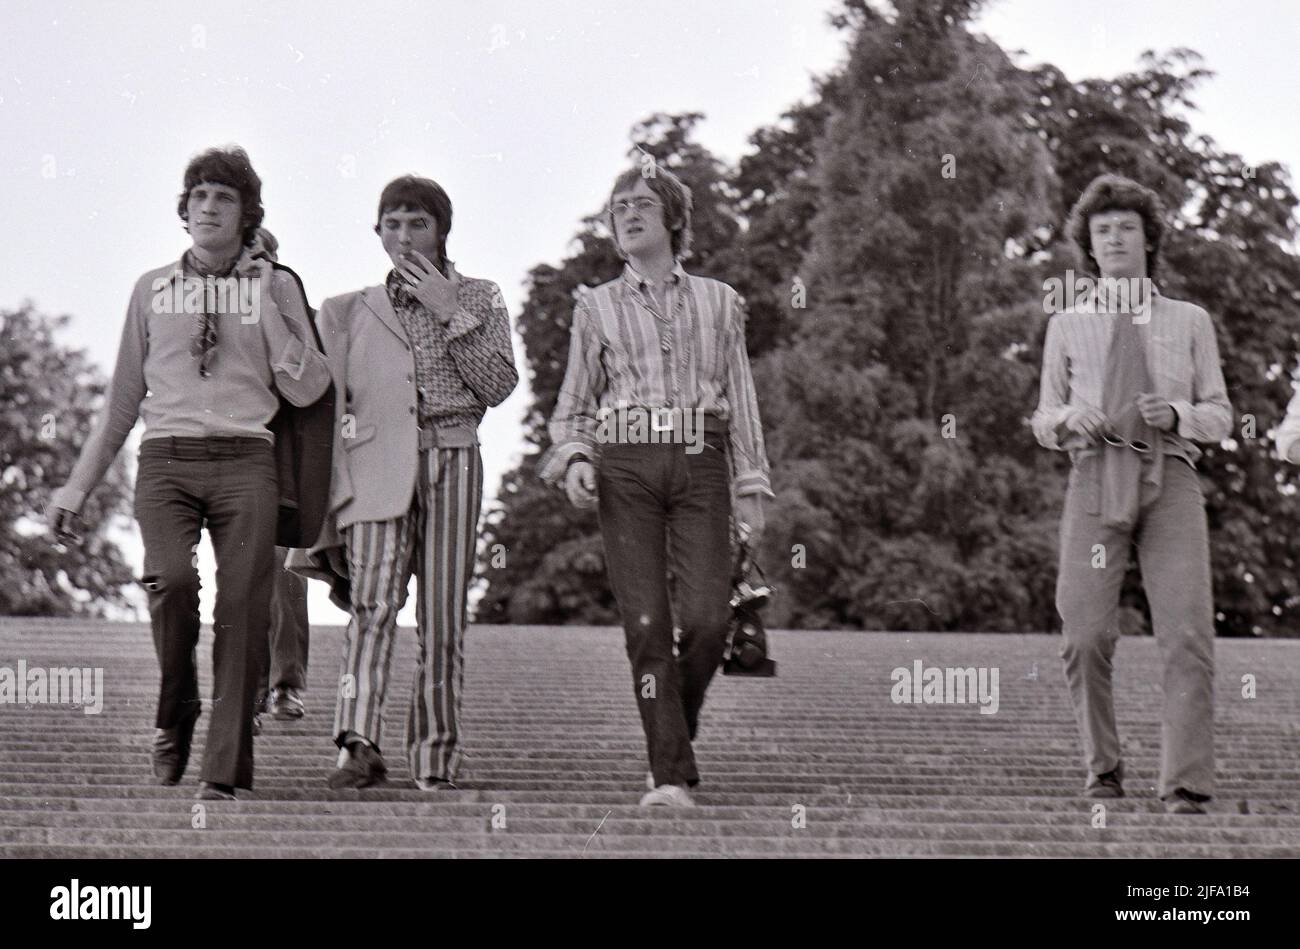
[288,265,517,607]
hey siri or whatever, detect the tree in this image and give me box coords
[721,90,838,359]
[755,0,1060,631]
[0,305,136,615]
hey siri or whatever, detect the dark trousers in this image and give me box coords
[255,546,310,708]
[134,436,277,790]
[597,432,732,787]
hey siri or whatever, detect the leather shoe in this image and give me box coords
[152,708,201,786]
[196,782,236,801]
[1164,788,1210,815]
[327,739,387,789]
[270,686,305,720]
[1084,761,1124,798]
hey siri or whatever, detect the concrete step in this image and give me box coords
[2,620,1297,858]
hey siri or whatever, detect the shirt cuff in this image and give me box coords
[1046,407,1077,450]
[270,337,330,407]
[1169,400,1195,439]
[538,440,596,487]
[50,485,87,515]
[734,470,775,499]
[271,334,311,380]
[261,293,313,379]
[446,305,482,340]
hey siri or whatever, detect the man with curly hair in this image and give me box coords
[48,146,332,800]
[1032,173,1232,814]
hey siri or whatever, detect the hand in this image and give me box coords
[1137,393,1177,432]
[735,494,766,546]
[564,460,598,511]
[395,251,458,325]
[48,506,84,545]
[236,251,273,281]
[1061,406,1109,442]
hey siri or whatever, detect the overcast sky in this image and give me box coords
[2,0,1296,623]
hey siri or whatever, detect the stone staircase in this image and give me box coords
[1,619,1296,857]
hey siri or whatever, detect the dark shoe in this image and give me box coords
[196,782,236,801]
[152,708,201,786]
[327,740,387,789]
[270,686,305,720]
[1164,788,1210,815]
[1084,761,1125,798]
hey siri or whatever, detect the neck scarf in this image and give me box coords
[184,249,241,377]
[1098,297,1164,529]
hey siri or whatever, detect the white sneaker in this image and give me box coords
[640,784,696,807]
[414,776,458,791]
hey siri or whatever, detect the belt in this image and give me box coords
[141,435,272,459]
[598,407,729,438]
[417,423,478,450]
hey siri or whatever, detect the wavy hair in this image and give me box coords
[176,145,265,247]
[1066,173,1167,277]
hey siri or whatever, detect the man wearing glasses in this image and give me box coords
[540,165,773,808]
[1031,173,1232,814]
[47,147,331,800]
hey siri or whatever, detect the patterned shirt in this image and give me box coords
[1031,290,1233,464]
[384,265,518,429]
[539,262,773,497]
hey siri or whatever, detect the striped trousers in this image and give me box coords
[334,445,484,782]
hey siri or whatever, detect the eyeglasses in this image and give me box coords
[1101,430,1152,453]
[609,197,663,217]
[1101,403,1153,453]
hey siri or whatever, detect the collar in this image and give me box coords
[385,268,419,311]
[164,246,262,286]
[620,260,687,293]
[1077,276,1162,315]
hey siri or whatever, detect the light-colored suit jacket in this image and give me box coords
[290,266,517,606]
[317,266,517,534]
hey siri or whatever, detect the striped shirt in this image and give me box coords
[539,262,773,497]
[1031,290,1233,464]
